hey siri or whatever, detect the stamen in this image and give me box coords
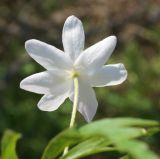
[70,69,80,78]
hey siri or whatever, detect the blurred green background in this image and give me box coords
[0,0,160,158]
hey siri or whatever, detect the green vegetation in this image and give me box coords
[0,0,160,158]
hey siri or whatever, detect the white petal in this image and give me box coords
[62,15,85,61]
[20,69,72,95]
[25,39,72,70]
[20,71,54,94]
[75,36,117,70]
[70,79,98,122]
[89,63,127,87]
[38,93,68,111]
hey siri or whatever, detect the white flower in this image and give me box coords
[20,15,127,122]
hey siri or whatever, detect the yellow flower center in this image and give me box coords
[70,69,80,78]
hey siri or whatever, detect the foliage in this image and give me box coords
[1,118,158,159]
[0,0,160,158]
[1,130,21,159]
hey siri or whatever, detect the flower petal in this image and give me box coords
[25,39,72,70]
[70,79,98,122]
[75,36,117,70]
[62,15,85,61]
[89,63,127,87]
[20,69,72,95]
[38,93,68,111]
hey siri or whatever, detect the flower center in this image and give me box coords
[70,69,80,78]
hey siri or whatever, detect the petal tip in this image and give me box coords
[81,101,98,123]
[119,63,128,81]
[69,15,77,18]
[123,69,128,80]
[19,79,27,90]
[110,35,117,44]
[37,102,46,111]
[119,63,125,69]
[37,98,51,111]
[25,39,34,46]
[64,15,81,25]
[67,15,78,20]
[84,107,97,123]
[19,78,29,92]
[85,116,93,123]
[19,80,24,89]
[25,39,37,50]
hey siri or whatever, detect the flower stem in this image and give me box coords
[63,77,79,156]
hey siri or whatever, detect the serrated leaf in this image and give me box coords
[1,130,21,159]
[41,128,82,159]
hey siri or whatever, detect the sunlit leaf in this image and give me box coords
[61,137,113,159]
[80,118,159,131]
[41,128,82,159]
[1,130,21,159]
[79,118,159,140]
[116,140,159,159]
[41,118,160,159]
[119,155,130,159]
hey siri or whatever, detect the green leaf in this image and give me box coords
[80,118,159,132]
[119,155,130,159]
[80,127,147,141]
[79,118,157,141]
[116,140,159,159]
[61,137,113,159]
[146,127,160,136]
[79,118,160,141]
[41,128,83,159]
[79,118,159,159]
[41,118,160,159]
[1,130,21,159]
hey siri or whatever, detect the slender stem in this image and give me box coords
[69,77,79,128]
[63,77,79,156]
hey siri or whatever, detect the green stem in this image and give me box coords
[63,77,79,156]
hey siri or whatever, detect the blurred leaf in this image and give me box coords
[146,127,160,136]
[78,118,160,159]
[1,130,21,159]
[79,118,159,139]
[116,140,159,159]
[41,128,82,159]
[42,118,160,159]
[22,63,36,75]
[119,155,130,159]
[90,118,158,127]
[61,137,113,159]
